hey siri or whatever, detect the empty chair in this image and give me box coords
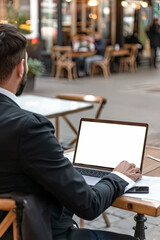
[56,93,107,117]
[120,45,138,72]
[56,93,107,141]
[55,93,107,145]
[90,46,114,78]
[52,46,77,81]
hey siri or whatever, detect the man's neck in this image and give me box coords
[0,87,19,106]
[0,83,17,95]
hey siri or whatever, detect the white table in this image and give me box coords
[18,95,93,140]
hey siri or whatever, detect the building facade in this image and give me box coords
[0,0,158,57]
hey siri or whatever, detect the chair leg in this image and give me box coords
[130,61,135,73]
[13,219,18,240]
[124,62,128,72]
[73,66,77,79]
[79,218,84,228]
[102,212,110,228]
[135,62,137,72]
[107,65,111,76]
[120,61,125,72]
[56,66,61,79]
[68,67,72,81]
[50,64,56,77]
[102,65,109,78]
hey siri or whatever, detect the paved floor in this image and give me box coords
[25,65,160,239]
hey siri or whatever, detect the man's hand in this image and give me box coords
[113,161,142,182]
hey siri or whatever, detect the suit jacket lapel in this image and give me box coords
[0,93,20,108]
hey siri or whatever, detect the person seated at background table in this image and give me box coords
[125,31,144,66]
[85,32,106,75]
[0,23,141,240]
[72,32,95,77]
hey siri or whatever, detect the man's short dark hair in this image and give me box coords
[0,24,27,83]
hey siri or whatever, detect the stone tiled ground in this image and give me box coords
[26,64,160,239]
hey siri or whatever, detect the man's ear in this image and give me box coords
[17,59,24,79]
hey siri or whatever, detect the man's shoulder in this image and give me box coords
[19,108,50,126]
[0,95,51,127]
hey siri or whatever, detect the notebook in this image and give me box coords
[72,118,148,186]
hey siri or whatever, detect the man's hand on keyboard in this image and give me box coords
[112,161,141,182]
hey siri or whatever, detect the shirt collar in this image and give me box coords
[0,88,20,106]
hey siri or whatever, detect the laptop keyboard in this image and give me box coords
[75,167,109,178]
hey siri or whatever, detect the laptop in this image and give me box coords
[70,118,148,186]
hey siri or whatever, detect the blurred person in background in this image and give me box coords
[85,32,106,75]
[72,32,95,77]
[126,31,144,66]
[146,19,160,68]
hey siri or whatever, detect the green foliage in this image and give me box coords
[7,3,30,34]
[28,58,45,78]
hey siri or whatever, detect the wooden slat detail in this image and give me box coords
[0,210,16,237]
[0,199,16,211]
[13,219,18,240]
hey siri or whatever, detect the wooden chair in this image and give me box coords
[120,44,138,72]
[0,198,18,240]
[55,93,107,145]
[52,46,77,81]
[50,46,57,77]
[90,46,114,78]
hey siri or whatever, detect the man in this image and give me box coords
[146,19,160,68]
[72,32,95,77]
[0,24,141,240]
[85,32,106,75]
[125,31,144,66]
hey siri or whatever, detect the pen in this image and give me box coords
[147,155,160,163]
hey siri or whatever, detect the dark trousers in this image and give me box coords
[67,228,136,240]
[150,47,158,68]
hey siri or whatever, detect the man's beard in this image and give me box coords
[16,71,27,96]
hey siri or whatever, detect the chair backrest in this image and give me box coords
[124,44,138,60]
[104,46,114,62]
[0,198,18,240]
[55,93,107,119]
[124,43,136,49]
[130,45,138,59]
[51,45,72,62]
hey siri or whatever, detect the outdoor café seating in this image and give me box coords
[50,46,77,81]
[90,46,114,78]
[120,44,138,72]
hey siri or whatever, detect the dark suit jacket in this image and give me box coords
[0,93,128,239]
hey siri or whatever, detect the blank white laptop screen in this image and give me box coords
[74,119,148,170]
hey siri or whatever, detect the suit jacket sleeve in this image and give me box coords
[19,114,128,220]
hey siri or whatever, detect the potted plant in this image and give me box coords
[25,58,45,92]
